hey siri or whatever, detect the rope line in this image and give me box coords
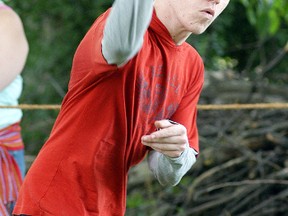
[198,103,288,110]
[0,104,61,110]
[1,103,288,110]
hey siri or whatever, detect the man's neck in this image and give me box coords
[154,2,191,45]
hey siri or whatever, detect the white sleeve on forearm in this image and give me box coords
[102,0,154,66]
[148,147,198,186]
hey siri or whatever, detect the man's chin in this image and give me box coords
[190,24,211,35]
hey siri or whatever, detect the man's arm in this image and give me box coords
[142,120,198,186]
[148,147,197,186]
[102,0,154,66]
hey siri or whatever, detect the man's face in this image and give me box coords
[169,0,230,34]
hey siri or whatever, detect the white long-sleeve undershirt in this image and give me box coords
[102,0,154,66]
[148,146,198,186]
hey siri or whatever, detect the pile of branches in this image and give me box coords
[126,77,288,216]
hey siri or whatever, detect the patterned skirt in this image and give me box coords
[0,123,24,215]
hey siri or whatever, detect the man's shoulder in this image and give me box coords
[182,42,203,62]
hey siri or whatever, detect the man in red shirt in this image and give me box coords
[14,0,230,215]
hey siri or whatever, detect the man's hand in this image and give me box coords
[141,120,188,158]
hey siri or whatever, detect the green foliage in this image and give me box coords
[127,193,143,208]
[238,0,288,82]
[240,0,288,37]
[191,0,288,83]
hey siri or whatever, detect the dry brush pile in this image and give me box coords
[126,76,288,216]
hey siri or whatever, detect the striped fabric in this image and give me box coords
[0,147,23,215]
[0,200,9,216]
[0,123,24,214]
[0,123,24,151]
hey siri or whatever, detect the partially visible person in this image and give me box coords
[0,0,29,215]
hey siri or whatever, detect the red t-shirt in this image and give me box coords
[14,10,204,216]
